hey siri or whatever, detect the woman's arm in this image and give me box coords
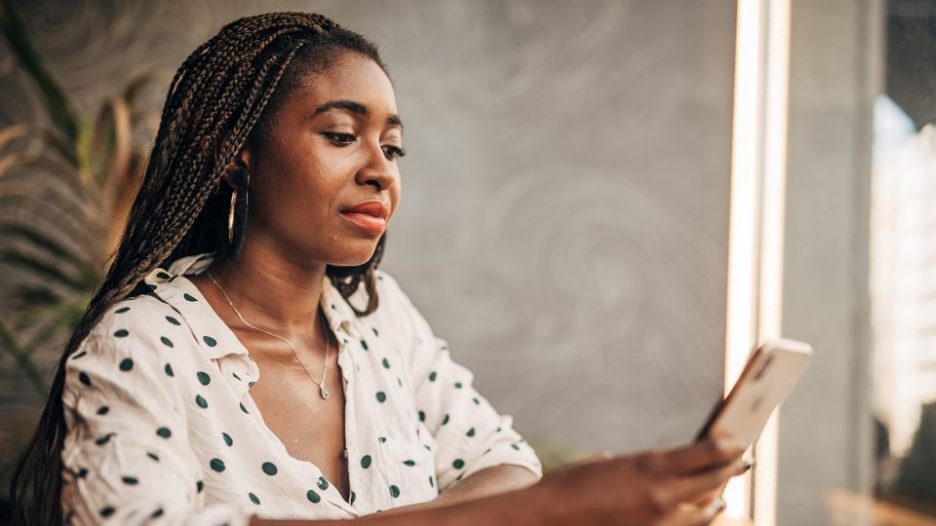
[250,479,550,526]
[250,438,751,526]
[379,464,539,513]
[60,300,253,525]
[375,271,544,490]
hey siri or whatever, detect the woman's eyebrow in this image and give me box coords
[312,99,404,131]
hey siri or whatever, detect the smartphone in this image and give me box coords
[695,338,813,445]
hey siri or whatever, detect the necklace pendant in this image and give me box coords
[320,384,330,399]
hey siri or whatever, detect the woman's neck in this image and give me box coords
[195,242,329,338]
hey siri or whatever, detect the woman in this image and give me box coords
[10,12,748,526]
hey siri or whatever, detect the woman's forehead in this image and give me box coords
[291,53,398,117]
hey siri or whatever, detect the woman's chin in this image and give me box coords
[329,249,378,268]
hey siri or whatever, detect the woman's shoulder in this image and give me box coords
[73,293,201,371]
[373,268,404,299]
[63,293,194,407]
[369,268,422,322]
[334,268,421,352]
[86,293,183,342]
[365,268,442,351]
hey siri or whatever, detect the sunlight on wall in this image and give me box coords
[725,0,791,523]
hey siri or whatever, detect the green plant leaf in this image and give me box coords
[0,151,79,184]
[0,157,91,219]
[0,316,48,396]
[0,248,90,291]
[0,195,96,247]
[22,298,85,352]
[88,98,131,187]
[122,70,172,108]
[0,123,77,168]
[8,292,85,331]
[0,0,78,146]
[0,223,89,270]
[10,283,61,307]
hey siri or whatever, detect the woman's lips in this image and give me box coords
[340,200,390,235]
[340,211,386,234]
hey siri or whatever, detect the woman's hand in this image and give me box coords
[534,437,749,526]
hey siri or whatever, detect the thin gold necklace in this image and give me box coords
[206,271,332,399]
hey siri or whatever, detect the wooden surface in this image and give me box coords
[825,489,936,526]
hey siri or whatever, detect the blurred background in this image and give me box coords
[0,0,932,524]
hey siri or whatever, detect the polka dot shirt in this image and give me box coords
[60,253,542,525]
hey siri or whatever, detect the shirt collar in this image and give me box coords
[143,252,359,360]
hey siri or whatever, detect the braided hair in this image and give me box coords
[10,12,389,525]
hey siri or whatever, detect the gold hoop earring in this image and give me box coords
[224,166,249,260]
[228,189,238,244]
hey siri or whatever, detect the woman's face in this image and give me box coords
[242,51,403,267]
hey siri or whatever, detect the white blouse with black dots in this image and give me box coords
[59,252,542,525]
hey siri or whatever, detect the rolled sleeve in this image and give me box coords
[377,272,543,491]
[60,301,254,525]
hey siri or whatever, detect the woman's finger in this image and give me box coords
[664,459,751,506]
[642,438,745,476]
[685,499,727,526]
[689,487,722,509]
[699,498,728,525]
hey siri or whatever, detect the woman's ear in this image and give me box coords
[220,149,251,190]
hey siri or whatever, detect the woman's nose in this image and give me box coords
[356,144,397,191]
[358,169,395,191]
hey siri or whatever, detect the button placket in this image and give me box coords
[215,355,255,404]
[335,327,359,509]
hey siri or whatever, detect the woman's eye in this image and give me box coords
[323,132,405,160]
[383,145,407,161]
[323,132,356,145]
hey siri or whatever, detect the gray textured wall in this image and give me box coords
[778,0,878,523]
[0,0,736,459]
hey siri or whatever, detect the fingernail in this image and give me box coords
[741,459,753,471]
[707,499,727,518]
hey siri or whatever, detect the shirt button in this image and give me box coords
[343,448,349,459]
